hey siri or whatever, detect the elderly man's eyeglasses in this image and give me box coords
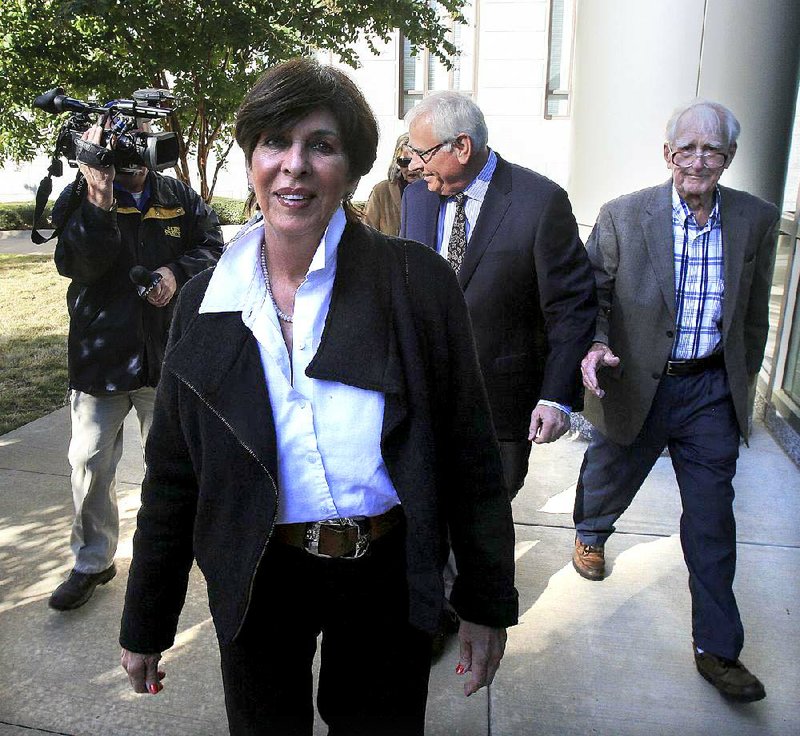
[407,140,452,164]
[396,156,412,168]
[669,148,728,170]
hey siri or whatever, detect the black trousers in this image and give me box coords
[574,367,743,659]
[217,526,433,736]
[499,439,532,499]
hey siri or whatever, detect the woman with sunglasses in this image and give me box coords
[362,133,419,236]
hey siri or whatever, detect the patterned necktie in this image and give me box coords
[447,192,467,272]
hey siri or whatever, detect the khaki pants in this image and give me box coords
[68,387,155,573]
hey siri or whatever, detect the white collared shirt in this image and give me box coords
[436,149,498,258]
[200,207,400,523]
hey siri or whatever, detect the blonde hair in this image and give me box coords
[387,133,410,181]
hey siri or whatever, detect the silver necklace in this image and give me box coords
[260,242,294,323]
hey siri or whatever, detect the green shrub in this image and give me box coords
[0,196,250,230]
[0,201,54,230]
[210,196,248,225]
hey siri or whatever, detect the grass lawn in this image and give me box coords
[0,254,70,435]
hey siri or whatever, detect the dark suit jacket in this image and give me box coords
[400,153,597,439]
[119,222,518,654]
[582,181,780,445]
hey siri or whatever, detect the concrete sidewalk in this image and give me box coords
[0,226,241,256]
[0,408,798,735]
[0,229,57,256]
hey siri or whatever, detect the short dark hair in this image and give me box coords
[236,57,379,183]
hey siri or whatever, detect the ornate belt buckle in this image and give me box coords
[305,517,370,559]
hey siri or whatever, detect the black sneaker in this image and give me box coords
[694,648,766,702]
[49,564,117,611]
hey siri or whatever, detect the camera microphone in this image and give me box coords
[33,88,98,115]
[129,265,163,299]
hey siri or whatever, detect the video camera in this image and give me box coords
[33,87,179,173]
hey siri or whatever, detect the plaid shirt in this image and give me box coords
[671,186,723,360]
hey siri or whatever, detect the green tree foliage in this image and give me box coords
[0,0,461,200]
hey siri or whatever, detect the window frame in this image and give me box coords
[543,0,577,120]
[397,3,479,120]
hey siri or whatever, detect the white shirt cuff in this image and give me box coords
[537,399,571,415]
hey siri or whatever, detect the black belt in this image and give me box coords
[665,352,724,377]
[273,505,404,559]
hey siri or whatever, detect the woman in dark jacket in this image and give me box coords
[119,58,517,736]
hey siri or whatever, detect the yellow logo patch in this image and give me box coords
[164,225,181,238]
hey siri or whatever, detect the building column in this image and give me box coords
[568,0,800,230]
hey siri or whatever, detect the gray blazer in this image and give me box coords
[582,181,779,445]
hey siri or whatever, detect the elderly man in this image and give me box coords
[572,100,778,702]
[400,91,597,500]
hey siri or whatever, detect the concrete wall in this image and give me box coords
[476,0,571,184]
[327,0,574,202]
[568,0,800,230]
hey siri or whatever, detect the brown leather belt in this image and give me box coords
[665,352,724,377]
[272,505,404,559]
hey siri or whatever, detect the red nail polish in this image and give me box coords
[455,664,465,675]
[148,683,159,694]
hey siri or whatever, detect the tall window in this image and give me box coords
[399,1,476,119]
[544,0,576,118]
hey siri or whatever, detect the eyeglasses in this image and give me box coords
[396,156,412,168]
[407,140,452,164]
[669,148,728,170]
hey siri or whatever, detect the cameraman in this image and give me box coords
[49,123,223,611]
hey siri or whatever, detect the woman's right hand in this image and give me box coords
[121,648,166,694]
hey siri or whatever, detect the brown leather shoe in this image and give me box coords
[694,648,766,702]
[572,537,605,580]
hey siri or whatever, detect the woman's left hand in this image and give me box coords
[455,621,507,696]
[120,648,166,694]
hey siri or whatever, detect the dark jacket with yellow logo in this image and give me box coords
[53,172,223,395]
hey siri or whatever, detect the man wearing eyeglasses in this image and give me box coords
[572,100,779,702]
[400,91,597,501]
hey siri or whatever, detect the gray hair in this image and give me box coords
[665,99,741,147]
[405,91,488,151]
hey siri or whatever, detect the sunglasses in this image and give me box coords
[396,156,412,168]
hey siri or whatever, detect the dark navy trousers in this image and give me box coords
[574,366,744,660]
